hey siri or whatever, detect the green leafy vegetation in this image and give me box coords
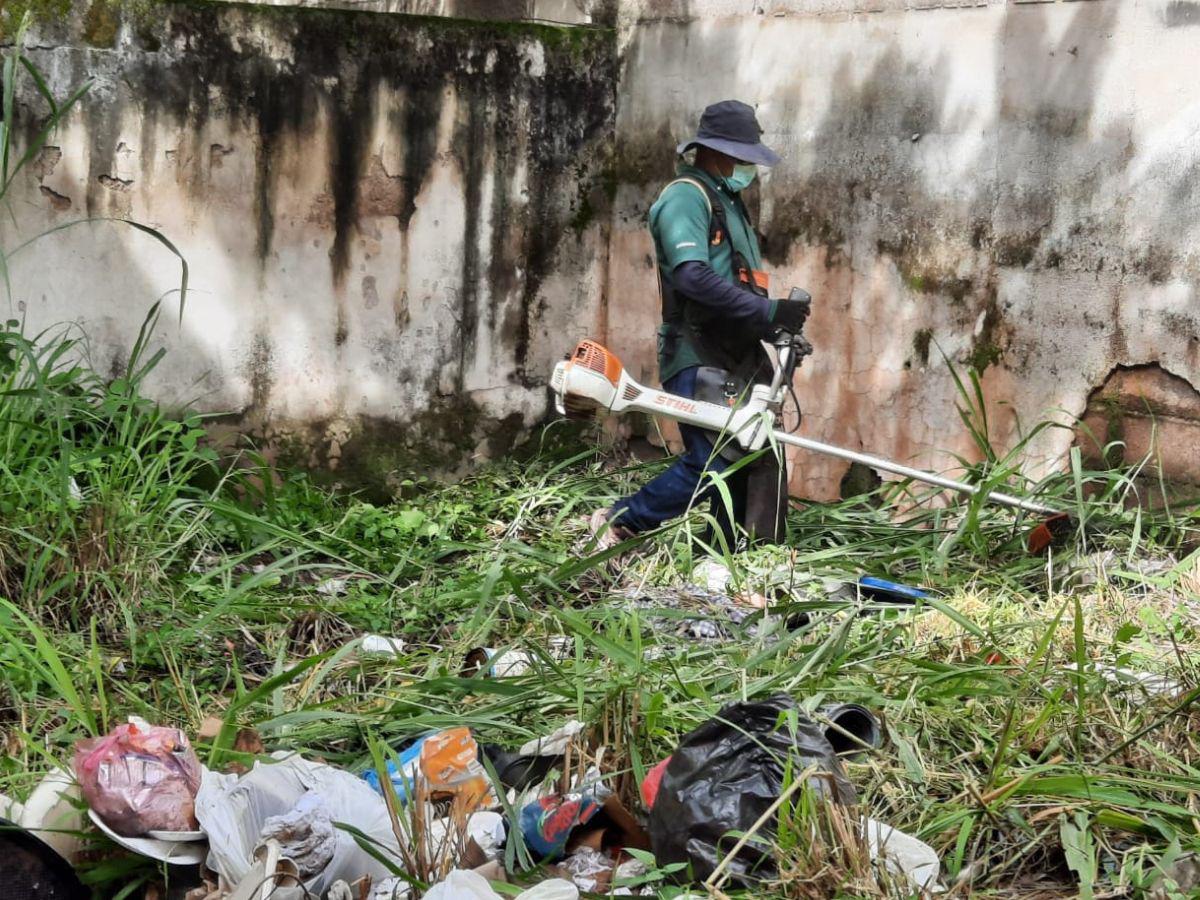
[2,295,1199,895]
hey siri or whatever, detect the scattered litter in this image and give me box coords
[464,638,572,677]
[639,757,671,810]
[515,879,580,899]
[648,694,856,886]
[694,558,769,608]
[196,755,403,895]
[363,727,495,810]
[1064,662,1181,697]
[1074,550,1179,587]
[464,810,507,861]
[521,793,650,864]
[620,585,758,642]
[863,816,942,892]
[258,791,336,878]
[481,743,564,792]
[423,869,498,900]
[464,647,537,677]
[224,838,303,900]
[87,807,208,866]
[518,720,585,757]
[5,767,85,863]
[613,856,649,894]
[423,871,579,900]
[73,717,202,837]
[819,703,882,756]
[316,578,349,596]
[369,876,408,900]
[359,634,406,656]
[856,576,928,603]
[556,844,613,892]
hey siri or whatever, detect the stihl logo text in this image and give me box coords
[654,395,698,414]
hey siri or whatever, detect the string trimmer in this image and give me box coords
[550,289,1070,553]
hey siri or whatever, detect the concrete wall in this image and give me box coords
[9,0,1200,496]
[607,0,1200,498]
[5,2,616,486]
[208,0,616,25]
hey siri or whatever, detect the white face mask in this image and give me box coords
[724,163,758,193]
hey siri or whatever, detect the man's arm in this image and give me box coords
[673,261,777,331]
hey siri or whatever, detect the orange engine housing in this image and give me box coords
[571,340,623,386]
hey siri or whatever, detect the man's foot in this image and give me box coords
[588,507,634,551]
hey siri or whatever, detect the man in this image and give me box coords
[590,100,808,552]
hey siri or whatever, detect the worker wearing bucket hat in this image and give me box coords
[589,100,808,552]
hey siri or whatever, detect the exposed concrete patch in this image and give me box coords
[38,185,71,211]
[32,146,62,180]
[98,173,132,192]
[1076,364,1200,486]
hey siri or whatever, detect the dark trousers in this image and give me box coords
[611,367,749,548]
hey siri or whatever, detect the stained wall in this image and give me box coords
[607,0,1200,498]
[6,2,616,484]
[9,0,1200,496]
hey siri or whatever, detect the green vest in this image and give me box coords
[648,166,770,382]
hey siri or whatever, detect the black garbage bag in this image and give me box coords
[648,694,857,887]
[0,819,87,900]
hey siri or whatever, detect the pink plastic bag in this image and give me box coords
[73,719,202,836]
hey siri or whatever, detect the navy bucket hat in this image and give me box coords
[677,99,780,167]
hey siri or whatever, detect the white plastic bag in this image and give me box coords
[195,755,403,895]
[423,869,501,900]
[863,816,942,892]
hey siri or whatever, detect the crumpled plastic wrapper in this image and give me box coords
[257,791,336,878]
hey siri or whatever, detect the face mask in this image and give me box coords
[724,163,758,193]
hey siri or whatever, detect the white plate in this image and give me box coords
[146,828,206,842]
[88,809,207,865]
